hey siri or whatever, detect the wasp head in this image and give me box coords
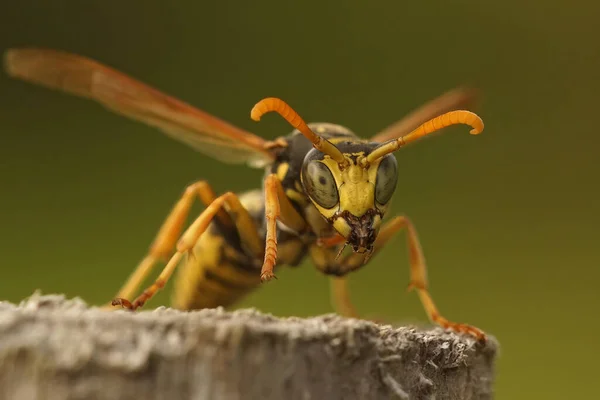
[301,143,399,254]
[250,96,483,256]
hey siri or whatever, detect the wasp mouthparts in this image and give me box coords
[340,210,377,254]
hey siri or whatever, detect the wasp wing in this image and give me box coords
[4,48,275,168]
[371,87,479,143]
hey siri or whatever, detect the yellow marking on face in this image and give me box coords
[303,153,389,239]
[372,214,382,231]
[322,155,382,216]
[333,218,352,238]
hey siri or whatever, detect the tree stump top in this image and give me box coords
[0,293,497,400]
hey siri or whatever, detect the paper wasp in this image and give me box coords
[4,48,486,341]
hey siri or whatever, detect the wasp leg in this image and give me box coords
[314,222,398,319]
[112,189,265,311]
[327,216,486,341]
[105,181,233,309]
[260,173,306,282]
[329,277,360,318]
[322,219,403,319]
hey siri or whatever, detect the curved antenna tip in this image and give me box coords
[3,49,19,76]
[469,121,484,135]
[250,108,262,122]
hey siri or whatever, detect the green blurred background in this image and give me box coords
[1,1,598,398]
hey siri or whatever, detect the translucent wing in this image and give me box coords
[4,48,275,167]
[371,87,479,143]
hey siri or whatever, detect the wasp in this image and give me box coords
[4,48,486,341]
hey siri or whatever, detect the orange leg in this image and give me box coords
[389,216,486,341]
[329,277,360,319]
[396,216,486,342]
[259,174,283,282]
[325,215,486,341]
[105,180,231,309]
[112,190,249,310]
[258,173,306,282]
[114,173,303,309]
[322,220,404,320]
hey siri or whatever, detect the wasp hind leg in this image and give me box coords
[111,184,264,311]
[104,180,233,309]
[328,277,360,319]
[323,216,486,341]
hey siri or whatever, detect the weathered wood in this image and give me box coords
[0,293,497,400]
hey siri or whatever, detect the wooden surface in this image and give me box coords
[0,293,498,400]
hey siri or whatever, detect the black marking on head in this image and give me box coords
[302,141,381,165]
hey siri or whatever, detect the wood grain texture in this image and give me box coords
[0,293,498,400]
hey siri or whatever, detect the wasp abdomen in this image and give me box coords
[170,189,309,310]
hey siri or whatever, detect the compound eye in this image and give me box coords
[375,155,398,204]
[302,161,339,209]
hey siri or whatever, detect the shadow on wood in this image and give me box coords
[0,293,497,400]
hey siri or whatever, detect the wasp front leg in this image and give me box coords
[397,217,486,341]
[318,216,486,341]
[260,173,307,282]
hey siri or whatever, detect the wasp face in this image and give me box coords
[301,146,398,254]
